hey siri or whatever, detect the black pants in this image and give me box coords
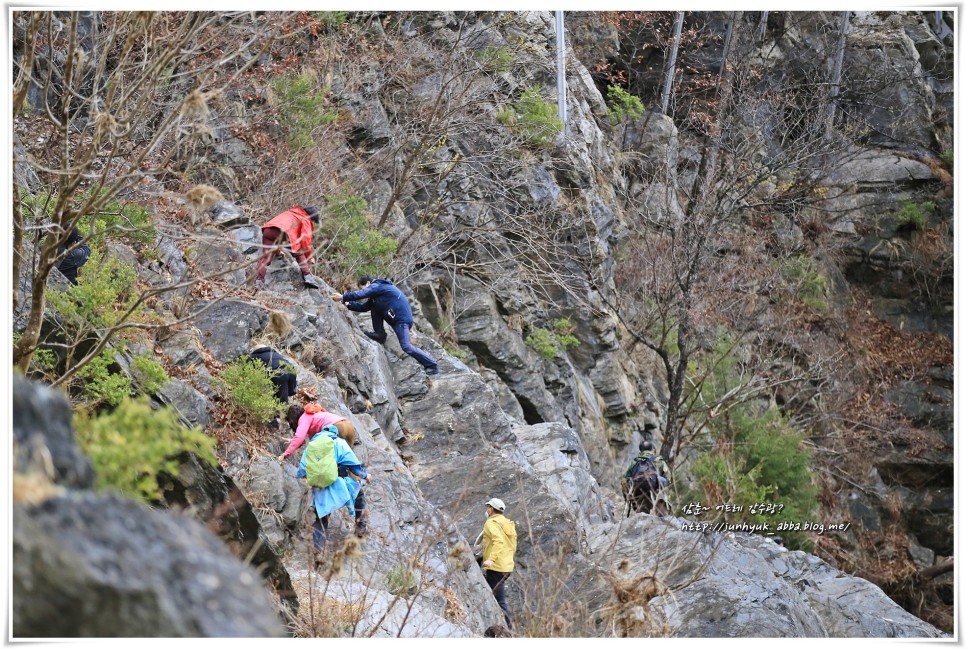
[273,372,297,404]
[485,570,512,629]
[354,488,366,524]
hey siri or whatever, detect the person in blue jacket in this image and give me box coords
[296,425,368,555]
[331,276,440,376]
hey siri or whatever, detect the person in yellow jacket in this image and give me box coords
[481,497,517,630]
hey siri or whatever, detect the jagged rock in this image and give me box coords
[513,422,606,526]
[845,25,937,149]
[13,492,286,637]
[208,201,250,228]
[160,452,298,613]
[190,300,268,362]
[451,276,562,425]
[157,234,189,282]
[13,376,93,489]
[158,330,206,369]
[824,149,934,187]
[578,516,947,638]
[185,233,247,286]
[232,224,262,252]
[156,378,211,429]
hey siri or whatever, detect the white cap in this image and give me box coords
[486,498,506,512]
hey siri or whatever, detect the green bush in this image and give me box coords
[310,10,347,27]
[781,256,828,313]
[386,565,419,597]
[498,86,562,147]
[475,46,514,73]
[526,319,581,360]
[20,187,155,247]
[77,349,133,407]
[74,396,216,503]
[687,406,818,550]
[323,189,397,278]
[81,189,156,245]
[48,247,139,329]
[132,355,169,393]
[525,327,558,360]
[606,85,644,126]
[553,318,580,349]
[218,357,283,422]
[272,71,338,150]
[896,199,934,232]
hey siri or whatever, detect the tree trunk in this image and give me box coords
[12,240,57,372]
[13,178,24,312]
[659,12,685,116]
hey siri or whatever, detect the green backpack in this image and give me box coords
[305,431,338,488]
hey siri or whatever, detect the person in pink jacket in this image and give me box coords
[255,205,322,288]
[280,403,367,536]
[279,403,356,460]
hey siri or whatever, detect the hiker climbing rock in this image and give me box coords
[249,345,298,404]
[296,424,368,556]
[254,205,323,288]
[622,440,670,515]
[331,276,440,376]
[283,404,367,537]
[480,497,517,630]
[56,227,91,285]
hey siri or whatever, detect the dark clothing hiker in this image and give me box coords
[332,277,439,375]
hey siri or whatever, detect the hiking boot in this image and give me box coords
[424,366,440,376]
[354,519,368,537]
[364,331,386,344]
[302,274,322,289]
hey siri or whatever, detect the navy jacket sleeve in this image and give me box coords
[341,284,378,303]
[345,298,372,313]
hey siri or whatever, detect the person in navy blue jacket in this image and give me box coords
[57,227,91,285]
[331,276,440,376]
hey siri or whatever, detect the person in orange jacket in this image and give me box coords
[255,205,322,288]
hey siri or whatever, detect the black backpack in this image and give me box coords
[629,455,661,495]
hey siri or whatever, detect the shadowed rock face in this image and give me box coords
[13,492,286,637]
[12,378,286,638]
[13,375,93,489]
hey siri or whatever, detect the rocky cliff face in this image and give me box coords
[12,9,952,637]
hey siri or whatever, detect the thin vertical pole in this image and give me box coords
[555,10,568,138]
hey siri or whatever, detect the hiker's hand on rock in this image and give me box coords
[482,559,493,568]
[330,293,343,302]
[277,454,285,462]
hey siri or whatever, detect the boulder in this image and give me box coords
[577,516,947,638]
[208,201,250,228]
[189,300,268,363]
[160,452,298,613]
[13,492,286,637]
[185,234,247,286]
[13,376,93,489]
[156,378,211,429]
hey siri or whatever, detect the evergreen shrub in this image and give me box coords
[218,357,283,422]
[74,396,216,503]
